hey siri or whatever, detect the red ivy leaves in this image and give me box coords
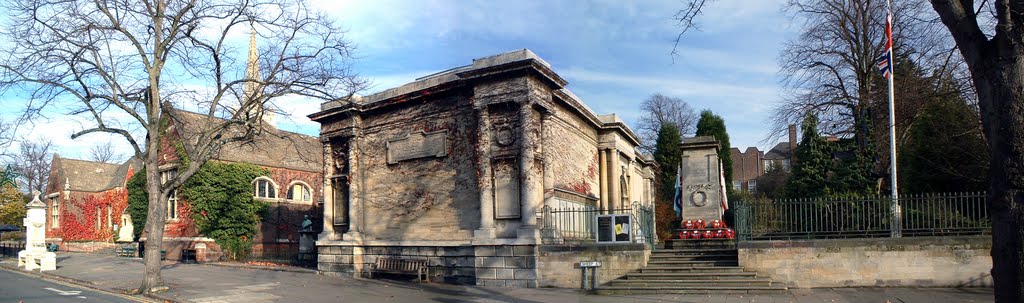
[59,188,127,241]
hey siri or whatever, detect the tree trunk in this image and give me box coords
[139,134,167,293]
[928,1,1024,300]
[977,59,1024,302]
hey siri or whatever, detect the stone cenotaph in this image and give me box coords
[679,136,726,222]
[18,191,56,271]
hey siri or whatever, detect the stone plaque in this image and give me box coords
[492,159,520,219]
[386,130,448,164]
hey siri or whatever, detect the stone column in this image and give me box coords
[541,113,554,209]
[347,138,363,240]
[474,106,496,240]
[518,103,540,239]
[598,149,608,213]
[320,142,339,240]
[609,149,620,211]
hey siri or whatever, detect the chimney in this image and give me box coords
[788,124,797,156]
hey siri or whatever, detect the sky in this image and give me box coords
[2,0,796,162]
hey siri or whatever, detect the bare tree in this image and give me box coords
[0,0,364,294]
[89,142,124,164]
[771,0,949,146]
[678,0,1024,300]
[11,138,52,194]
[637,93,698,153]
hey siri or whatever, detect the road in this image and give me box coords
[0,268,142,303]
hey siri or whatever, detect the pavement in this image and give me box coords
[0,252,995,303]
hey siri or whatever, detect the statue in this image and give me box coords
[301,215,313,232]
[19,191,56,271]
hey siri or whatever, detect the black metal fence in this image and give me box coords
[539,202,656,248]
[0,241,25,257]
[735,192,990,240]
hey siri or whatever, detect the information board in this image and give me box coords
[595,214,631,243]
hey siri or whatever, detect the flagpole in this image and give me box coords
[885,0,901,238]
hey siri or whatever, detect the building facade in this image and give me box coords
[43,156,140,251]
[311,49,656,287]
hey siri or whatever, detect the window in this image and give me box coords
[732,181,741,191]
[96,207,102,230]
[748,180,757,192]
[782,159,792,171]
[287,183,312,202]
[254,177,277,199]
[162,169,179,220]
[50,197,59,228]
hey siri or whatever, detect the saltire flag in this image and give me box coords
[673,164,683,217]
[718,159,729,211]
[874,6,893,78]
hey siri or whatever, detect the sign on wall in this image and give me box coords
[386,130,448,164]
[595,214,631,243]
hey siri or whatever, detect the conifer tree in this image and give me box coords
[694,110,733,193]
[786,113,833,198]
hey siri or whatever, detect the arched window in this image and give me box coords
[286,181,312,203]
[254,177,278,199]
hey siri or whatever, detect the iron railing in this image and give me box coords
[735,192,990,240]
[0,241,25,257]
[539,202,656,248]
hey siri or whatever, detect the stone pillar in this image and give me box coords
[320,142,339,241]
[518,103,540,239]
[542,114,554,209]
[609,149,620,211]
[598,149,608,213]
[475,106,496,240]
[347,138,363,239]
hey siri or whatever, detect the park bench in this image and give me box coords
[369,257,429,282]
[115,246,136,257]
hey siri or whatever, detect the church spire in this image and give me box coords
[243,22,273,126]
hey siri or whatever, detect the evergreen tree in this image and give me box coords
[900,77,989,193]
[653,122,683,205]
[652,122,682,239]
[786,113,833,198]
[694,110,733,194]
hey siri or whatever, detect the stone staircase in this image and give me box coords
[596,239,787,295]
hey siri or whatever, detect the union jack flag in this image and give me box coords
[875,9,893,78]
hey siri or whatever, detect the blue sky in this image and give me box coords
[4,0,795,160]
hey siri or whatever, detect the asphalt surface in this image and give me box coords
[0,268,141,303]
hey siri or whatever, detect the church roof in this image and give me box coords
[55,157,135,192]
[167,108,322,173]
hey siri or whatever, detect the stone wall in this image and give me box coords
[316,244,535,286]
[739,236,992,288]
[358,93,480,241]
[536,244,650,288]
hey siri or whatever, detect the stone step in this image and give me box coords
[651,248,737,255]
[606,278,775,288]
[622,272,758,280]
[638,266,747,273]
[647,260,738,266]
[594,283,789,295]
[648,255,738,262]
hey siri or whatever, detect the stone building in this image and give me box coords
[310,49,657,287]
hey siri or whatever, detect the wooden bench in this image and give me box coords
[369,257,429,282]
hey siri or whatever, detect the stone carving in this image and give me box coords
[386,130,448,164]
[331,141,349,175]
[494,126,515,147]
